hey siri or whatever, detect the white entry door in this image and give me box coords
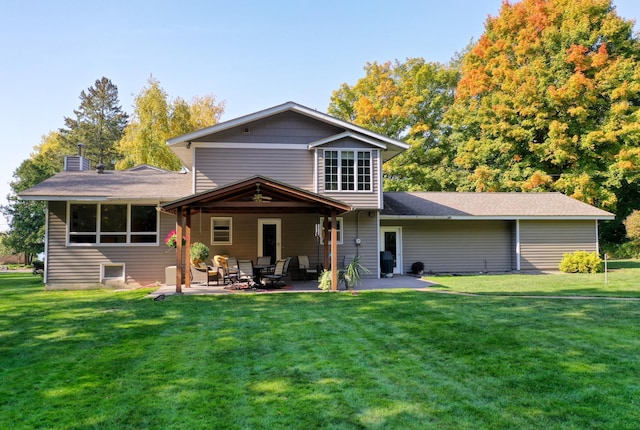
[258,218,281,264]
[380,226,402,274]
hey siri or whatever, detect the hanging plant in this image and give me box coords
[164,230,186,248]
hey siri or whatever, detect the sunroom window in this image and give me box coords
[68,203,158,245]
[324,150,371,192]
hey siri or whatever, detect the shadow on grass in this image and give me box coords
[607,259,640,269]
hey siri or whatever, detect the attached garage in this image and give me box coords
[381,192,613,274]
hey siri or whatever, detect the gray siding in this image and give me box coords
[382,219,514,273]
[45,201,178,289]
[520,220,598,270]
[196,111,342,144]
[195,147,314,191]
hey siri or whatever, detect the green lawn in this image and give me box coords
[1,272,639,429]
[425,259,640,297]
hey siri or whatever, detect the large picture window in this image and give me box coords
[211,217,232,245]
[324,150,371,192]
[68,203,158,245]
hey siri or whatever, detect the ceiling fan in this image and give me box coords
[252,183,272,203]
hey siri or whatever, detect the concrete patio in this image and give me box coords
[149,275,435,298]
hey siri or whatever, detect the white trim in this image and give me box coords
[66,202,161,247]
[307,131,387,149]
[211,216,233,245]
[380,226,403,274]
[44,202,49,283]
[375,211,381,278]
[100,263,125,282]
[379,215,614,221]
[189,142,309,150]
[258,218,282,261]
[377,149,383,209]
[515,219,521,271]
[313,149,318,193]
[595,220,600,254]
[323,149,373,193]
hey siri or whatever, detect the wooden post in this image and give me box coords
[185,209,192,288]
[331,210,338,291]
[323,214,329,272]
[175,207,183,294]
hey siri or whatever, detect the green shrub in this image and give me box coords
[190,242,210,265]
[601,242,640,259]
[559,251,603,273]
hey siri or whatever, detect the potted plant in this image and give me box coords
[317,269,332,292]
[343,255,370,294]
[410,261,425,276]
[190,242,210,266]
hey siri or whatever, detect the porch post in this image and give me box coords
[175,207,184,293]
[322,214,329,272]
[185,208,192,288]
[331,209,338,291]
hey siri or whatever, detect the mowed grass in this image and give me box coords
[425,260,640,298]
[1,272,640,429]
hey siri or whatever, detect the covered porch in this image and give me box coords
[160,175,352,293]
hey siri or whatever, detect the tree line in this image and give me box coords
[3,0,640,262]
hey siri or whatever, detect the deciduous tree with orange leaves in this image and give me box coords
[448,0,640,241]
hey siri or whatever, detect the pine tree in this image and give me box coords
[62,77,128,169]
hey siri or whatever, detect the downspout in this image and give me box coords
[515,219,521,271]
[44,201,49,284]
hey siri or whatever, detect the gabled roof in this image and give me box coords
[167,101,409,164]
[19,169,192,202]
[382,192,614,220]
[161,175,352,215]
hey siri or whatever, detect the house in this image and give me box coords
[19,101,614,290]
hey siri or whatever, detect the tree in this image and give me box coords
[0,132,67,263]
[623,210,640,242]
[328,58,460,191]
[116,77,224,170]
[447,0,640,219]
[61,77,128,169]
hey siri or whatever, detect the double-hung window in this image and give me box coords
[324,150,371,191]
[318,216,343,245]
[68,203,158,245]
[211,217,232,245]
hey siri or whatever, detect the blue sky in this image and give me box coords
[0,0,638,230]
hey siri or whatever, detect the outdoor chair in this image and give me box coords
[256,256,274,275]
[237,259,258,289]
[191,262,222,286]
[263,257,291,288]
[297,255,318,280]
[225,256,239,283]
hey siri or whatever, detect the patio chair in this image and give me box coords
[297,255,318,280]
[263,257,291,288]
[237,259,258,289]
[225,256,239,283]
[256,255,274,275]
[191,262,222,286]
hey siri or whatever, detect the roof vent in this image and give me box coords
[96,163,105,174]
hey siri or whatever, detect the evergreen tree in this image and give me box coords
[62,77,128,169]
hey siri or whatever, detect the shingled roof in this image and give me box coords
[19,166,192,202]
[382,192,614,220]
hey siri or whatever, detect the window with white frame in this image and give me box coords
[319,217,343,245]
[68,203,158,245]
[211,217,232,245]
[324,150,371,191]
